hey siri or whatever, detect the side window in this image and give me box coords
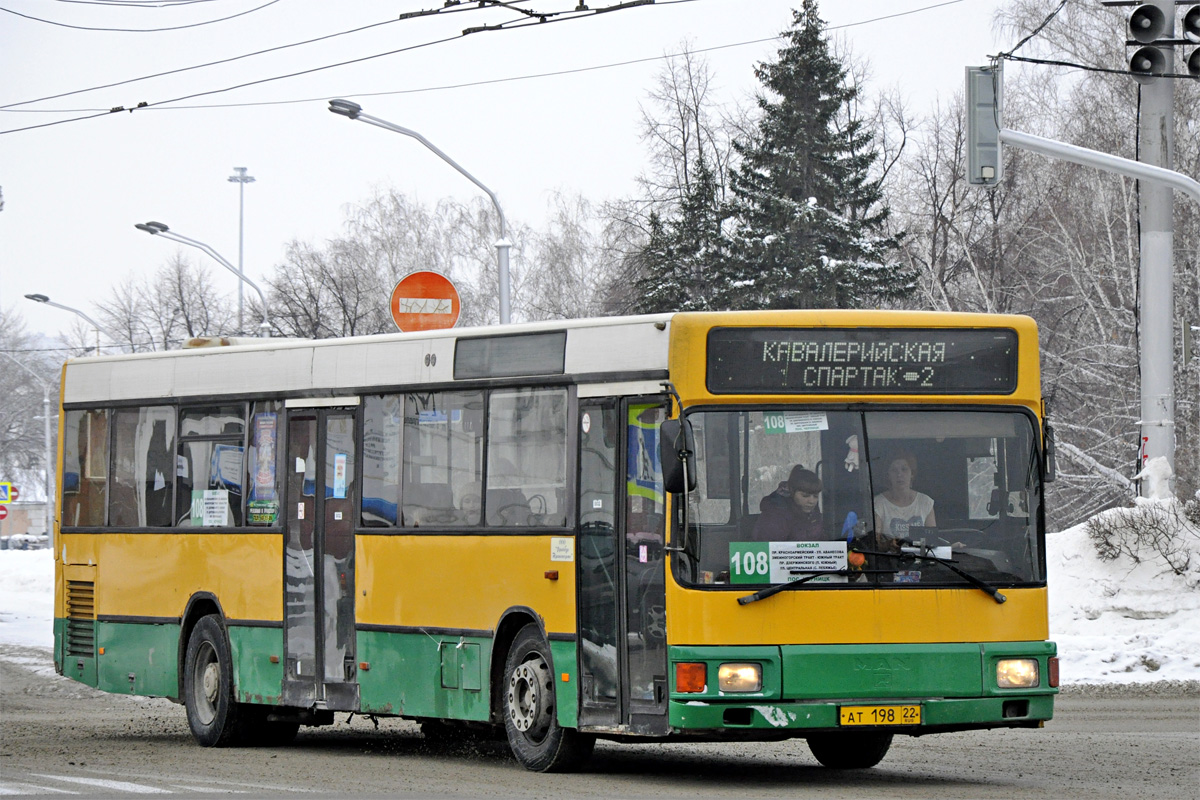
[401,391,484,527]
[361,394,403,527]
[176,405,245,527]
[61,409,108,527]
[110,406,176,528]
[247,402,282,525]
[486,388,568,527]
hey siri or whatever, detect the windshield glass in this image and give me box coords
[674,408,1044,589]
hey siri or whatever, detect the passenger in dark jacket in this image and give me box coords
[752,466,824,541]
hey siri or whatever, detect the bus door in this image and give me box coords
[576,399,668,735]
[282,404,359,711]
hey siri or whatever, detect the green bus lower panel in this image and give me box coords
[549,639,578,729]
[356,630,491,721]
[96,621,180,698]
[669,694,1054,732]
[228,625,285,705]
[780,643,985,698]
[54,617,98,688]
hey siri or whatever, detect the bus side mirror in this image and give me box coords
[660,418,697,494]
[1043,422,1056,483]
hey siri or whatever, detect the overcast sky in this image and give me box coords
[2,0,1009,344]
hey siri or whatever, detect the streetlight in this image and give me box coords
[1,352,54,539]
[24,293,105,354]
[227,167,256,335]
[135,221,271,337]
[327,98,512,324]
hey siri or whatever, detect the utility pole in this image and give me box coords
[968,23,1199,497]
[1129,1,1177,488]
[227,167,255,336]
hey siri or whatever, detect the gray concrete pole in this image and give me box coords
[228,167,255,336]
[42,386,53,538]
[1137,0,1176,490]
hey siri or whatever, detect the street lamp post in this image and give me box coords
[135,221,271,337]
[327,99,512,324]
[227,167,256,335]
[1,353,54,539]
[24,293,105,354]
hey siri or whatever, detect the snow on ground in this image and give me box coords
[0,548,55,649]
[3,501,1198,685]
[1048,507,1200,684]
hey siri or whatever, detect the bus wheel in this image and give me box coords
[183,615,246,747]
[502,624,594,772]
[807,731,893,769]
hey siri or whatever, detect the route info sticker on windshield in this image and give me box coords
[728,540,848,584]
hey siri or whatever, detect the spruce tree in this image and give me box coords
[630,160,726,313]
[718,0,912,310]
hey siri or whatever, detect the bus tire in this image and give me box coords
[183,615,247,747]
[502,624,594,772]
[807,731,893,769]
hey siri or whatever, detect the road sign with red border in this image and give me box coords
[8,485,17,502]
[0,506,7,521]
[390,271,461,333]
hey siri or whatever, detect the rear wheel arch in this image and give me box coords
[177,593,224,700]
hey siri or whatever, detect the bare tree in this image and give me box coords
[94,255,234,350]
[0,307,59,504]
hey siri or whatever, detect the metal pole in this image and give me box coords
[136,223,271,337]
[1135,1,1176,491]
[23,294,107,355]
[42,385,53,538]
[998,126,1195,496]
[228,167,256,336]
[328,101,511,323]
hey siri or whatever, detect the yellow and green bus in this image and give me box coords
[53,310,1058,771]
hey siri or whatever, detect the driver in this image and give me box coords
[873,449,936,545]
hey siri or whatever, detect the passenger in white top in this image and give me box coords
[873,450,936,542]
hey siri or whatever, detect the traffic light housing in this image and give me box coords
[1126,3,1200,79]
[1128,3,1170,82]
[1129,3,1167,43]
[965,65,1002,187]
[1185,5,1200,77]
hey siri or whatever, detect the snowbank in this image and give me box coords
[1047,499,1200,684]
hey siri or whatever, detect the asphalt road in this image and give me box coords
[1,644,1196,799]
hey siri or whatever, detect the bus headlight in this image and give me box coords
[996,658,1039,688]
[718,663,762,693]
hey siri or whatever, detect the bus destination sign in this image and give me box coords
[707,327,1019,395]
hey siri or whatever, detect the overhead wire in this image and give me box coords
[0,0,281,32]
[0,0,669,134]
[0,0,584,113]
[3,0,969,123]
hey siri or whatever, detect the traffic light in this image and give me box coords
[965,65,1002,187]
[1126,3,1200,80]
[1128,4,1169,83]
[1185,5,1200,77]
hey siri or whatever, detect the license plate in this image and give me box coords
[838,704,921,726]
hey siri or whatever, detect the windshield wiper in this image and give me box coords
[737,569,896,605]
[853,546,1007,604]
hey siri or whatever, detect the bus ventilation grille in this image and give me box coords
[65,580,95,658]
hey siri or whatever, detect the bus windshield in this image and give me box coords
[677,408,1044,589]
